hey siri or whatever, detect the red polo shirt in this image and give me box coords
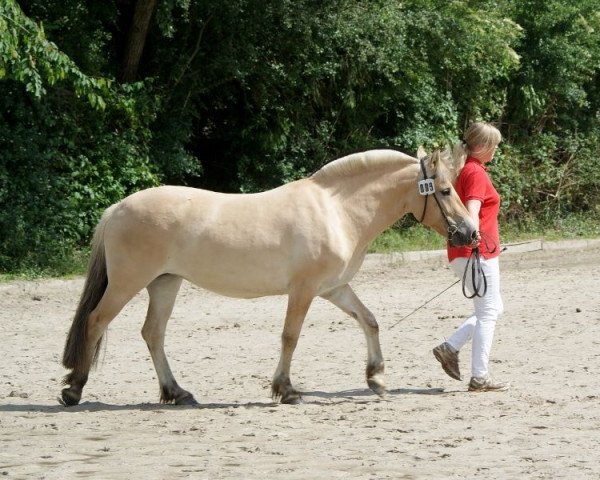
[447,157,501,261]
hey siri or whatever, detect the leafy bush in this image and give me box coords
[0,0,599,274]
[0,82,159,273]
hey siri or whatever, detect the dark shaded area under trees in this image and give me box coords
[1,0,599,273]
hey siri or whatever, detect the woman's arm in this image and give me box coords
[466,199,482,246]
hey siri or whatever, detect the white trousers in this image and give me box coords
[446,256,503,378]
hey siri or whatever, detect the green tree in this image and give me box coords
[0,0,158,273]
[499,0,600,220]
[0,0,599,274]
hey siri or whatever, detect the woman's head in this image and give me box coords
[452,121,502,171]
[463,122,502,162]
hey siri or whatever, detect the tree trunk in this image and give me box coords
[121,0,158,83]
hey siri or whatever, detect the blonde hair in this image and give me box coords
[452,122,502,171]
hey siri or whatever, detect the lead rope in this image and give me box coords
[391,241,507,329]
[389,279,460,329]
[462,247,487,298]
[461,233,498,298]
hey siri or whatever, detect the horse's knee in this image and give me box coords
[141,325,152,344]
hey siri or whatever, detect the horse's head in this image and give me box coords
[414,147,477,247]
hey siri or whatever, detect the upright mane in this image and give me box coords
[312,149,416,184]
[417,146,461,183]
[435,148,461,183]
[434,149,456,183]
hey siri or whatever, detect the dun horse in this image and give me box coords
[61,148,477,406]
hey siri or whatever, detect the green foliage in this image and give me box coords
[0,0,599,274]
[0,81,159,273]
[491,130,600,223]
[0,2,163,274]
[403,0,522,125]
[0,0,111,107]
[506,0,600,133]
[142,0,523,191]
[496,0,600,223]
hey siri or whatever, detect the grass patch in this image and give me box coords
[0,249,89,283]
[371,213,600,253]
[370,223,446,253]
[501,213,600,242]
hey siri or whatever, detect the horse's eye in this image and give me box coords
[441,188,451,196]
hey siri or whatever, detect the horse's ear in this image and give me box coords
[416,145,428,160]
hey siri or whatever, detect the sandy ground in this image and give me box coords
[1,241,599,479]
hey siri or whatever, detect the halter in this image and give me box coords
[417,158,458,238]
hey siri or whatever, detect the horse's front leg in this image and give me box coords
[271,284,316,405]
[321,284,386,397]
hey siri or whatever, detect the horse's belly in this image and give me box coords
[178,249,364,299]
[191,274,288,299]
[172,253,290,299]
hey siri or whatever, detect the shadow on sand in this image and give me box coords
[0,386,459,413]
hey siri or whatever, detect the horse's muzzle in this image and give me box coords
[448,223,477,247]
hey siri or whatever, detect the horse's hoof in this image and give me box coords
[60,387,81,407]
[175,393,199,406]
[280,391,303,405]
[367,378,387,397]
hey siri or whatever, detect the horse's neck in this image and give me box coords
[328,162,419,243]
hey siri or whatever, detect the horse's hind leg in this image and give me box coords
[272,284,316,404]
[142,274,196,405]
[61,285,140,406]
[321,284,386,397]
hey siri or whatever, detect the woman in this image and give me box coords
[433,121,509,392]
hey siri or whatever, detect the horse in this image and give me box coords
[60,148,477,406]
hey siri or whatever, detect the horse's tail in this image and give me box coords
[62,206,114,374]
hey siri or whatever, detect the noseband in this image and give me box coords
[417,158,458,238]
